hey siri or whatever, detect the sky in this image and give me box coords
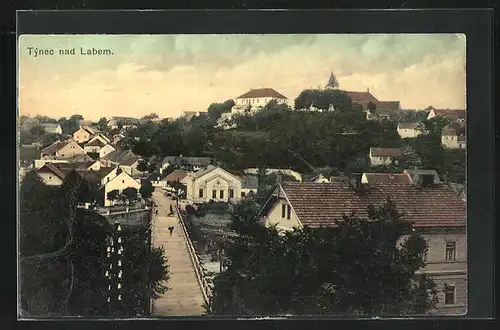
[18,34,466,121]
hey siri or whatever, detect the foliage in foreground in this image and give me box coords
[19,171,169,317]
[209,199,438,316]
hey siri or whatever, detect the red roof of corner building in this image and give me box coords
[164,170,189,182]
[370,147,402,158]
[278,182,466,228]
[377,101,400,111]
[363,173,412,185]
[344,91,379,104]
[236,88,287,99]
[433,109,466,119]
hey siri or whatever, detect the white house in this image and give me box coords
[259,181,467,315]
[40,140,86,159]
[426,107,466,124]
[99,144,116,159]
[234,88,288,108]
[102,171,141,207]
[442,128,466,149]
[35,163,68,186]
[243,168,303,182]
[41,123,63,135]
[145,172,164,188]
[181,165,243,203]
[397,122,421,138]
[73,127,94,143]
[369,147,402,166]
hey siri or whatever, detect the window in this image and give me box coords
[220,190,224,199]
[445,242,456,261]
[241,192,246,197]
[212,190,217,199]
[107,177,110,183]
[199,189,204,198]
[281,204,286,218]
[229,189,234,199]
[122,180,125,183]
[287,205,291,220]
[49,176,52,180]
[443,284,456,305]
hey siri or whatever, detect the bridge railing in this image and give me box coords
[174,204,213,313]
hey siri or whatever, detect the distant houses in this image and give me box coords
[426,106,466,124]
[41,123,63,135]
[397,122,421,138]
[442,127,466,149]
[161,156,214,172]
[369,147,402,166]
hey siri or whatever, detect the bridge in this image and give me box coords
[151,189,211,316]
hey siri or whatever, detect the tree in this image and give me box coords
[139,180,154,200]
[97,117,108,132]
[141,113,159,121]
[210,199,437,316]
[29,125,45,137]
[169,181,187,199]
[121,187,138,204]
[207,100,235,121]
[19,172,170,317]
[107,189,120,204]
[136,159,149,172]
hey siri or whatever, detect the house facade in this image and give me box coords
[73,127,93,143]
[259,181,467,315]
[42,123,63,135]
[181,166,243,204]
[427,107,466,124]
[36,163,67,186]
[99,144,116,159]
[101,171,141,206]
[233,88,288,108]
[397,123,421,138]
[40,140,86,159]
[369,147,402,166]
[442,128,466,149]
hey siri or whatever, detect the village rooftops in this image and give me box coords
[236,88,287,100]
[369,147,402,158]
[86,139,106,147]
[362,173,412,185]
[162,156,213,167]
[164,170,189,182]
[265,181,466,228]
[429,108,466,120]
[40,140,70,155]
[343,90,379,104]
[102,150,139,166]
[403,169,442,184]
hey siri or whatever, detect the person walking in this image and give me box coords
[169,204,174,216]
[168,226,174,236]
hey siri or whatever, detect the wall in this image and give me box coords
[56,142,86,158]
[99,145,115,158]
[370,156,393,166]
[186,169,242,203]
[442,135,459,149]
[104,172,141,206]
[264,189,301,231]
[103,209,152,227]
[73,129,91,143]
[37,172,64,186]
[398,128,420,139]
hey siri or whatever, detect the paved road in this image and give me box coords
[151,189,205,316]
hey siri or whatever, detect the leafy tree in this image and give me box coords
[294,89,353,112]
[19,171,170,317]
[207,99,235,121]
[139,180,155,200]
[121,187,138,204]
[137,159,149,172]
[168,181,187,199]
[107,189,120,203]
[141,113,160,121]
[210,200,437,316]
[29,125,45,137]
[97,117,108,132]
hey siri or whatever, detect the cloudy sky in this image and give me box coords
[19,34,466,121]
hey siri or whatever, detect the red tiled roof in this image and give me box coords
[370,147,402,158]
[377,101,400,111]
[433,109,466,119]
[344,91,379,104]
[36,163,71,180]
[236,88,287,99]
[280,182,466,228]
[363,173,412,185]
[164,170,188,182]
[86,139,105,147]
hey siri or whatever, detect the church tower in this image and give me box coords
[325,72,339,89]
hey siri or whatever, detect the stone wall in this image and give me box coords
[103,209,152,227]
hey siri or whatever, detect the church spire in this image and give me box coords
[326,72,339,89]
